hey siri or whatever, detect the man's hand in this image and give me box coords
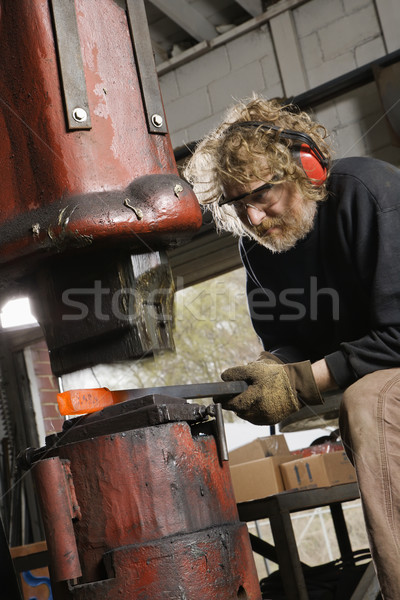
[220,352,323,425]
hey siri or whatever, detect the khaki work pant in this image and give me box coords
[339,368,400,600]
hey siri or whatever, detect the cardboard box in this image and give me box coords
[290,442,343,458]
[230,455,294,503]
[280,451,357,491]
[229,434,289,466]
[228,435,295,502]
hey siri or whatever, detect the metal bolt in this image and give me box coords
[124,198,143,220]
[174,184,184,197]
[151,113,163,128]
[72,107,88,123]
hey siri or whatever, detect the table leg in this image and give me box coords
[330,502,355,564]
[269,509,309,600]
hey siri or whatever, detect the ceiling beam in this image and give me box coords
[148,0,218,41]
[234,0,263,17]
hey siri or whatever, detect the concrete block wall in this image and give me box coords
[159,0,400,165]
[161,24,282,149]
[294,0,385,87]
[314,82,400,164]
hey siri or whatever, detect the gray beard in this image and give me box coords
[245,201,318,253]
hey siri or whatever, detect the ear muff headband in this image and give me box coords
[225,121,328,185]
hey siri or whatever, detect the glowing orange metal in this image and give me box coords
[57,388,128,416]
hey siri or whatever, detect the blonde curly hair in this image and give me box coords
[183,95,332,237]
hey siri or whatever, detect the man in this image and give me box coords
[184,96,400,599]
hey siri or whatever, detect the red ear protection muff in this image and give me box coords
[290,143,327,185]
[225,121,328,186]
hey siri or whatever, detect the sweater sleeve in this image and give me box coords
[324,163,400,388]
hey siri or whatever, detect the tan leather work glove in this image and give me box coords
[220,351,323,425]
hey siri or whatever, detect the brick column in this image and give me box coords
[27,341,64,437]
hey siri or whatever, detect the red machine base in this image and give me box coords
[29,395,262,599]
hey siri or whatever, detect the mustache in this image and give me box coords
[254,215,285,235]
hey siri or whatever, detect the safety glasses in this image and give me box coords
[218,180,276,207]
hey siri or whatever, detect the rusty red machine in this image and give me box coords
[1,1,262,598]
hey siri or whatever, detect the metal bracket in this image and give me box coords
[50,0,92,130]
[126,0,168,134]
[206,403,229,462]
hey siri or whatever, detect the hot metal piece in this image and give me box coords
[57,380,248,415]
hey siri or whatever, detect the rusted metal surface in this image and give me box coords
[0,0,202,281]
[20,395,231,467]
[36,396,225,459]
[30,405,261,599]
[0,175,200,271]
[59,422,240,583]
[52,524,259,599]
[29,250,177,375]
[56,392,232,460]
[32,457,82,582]
[0,0,202,373]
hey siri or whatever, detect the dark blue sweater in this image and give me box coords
[240,156,400,389]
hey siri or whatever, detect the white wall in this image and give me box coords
[158,0,400,165]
